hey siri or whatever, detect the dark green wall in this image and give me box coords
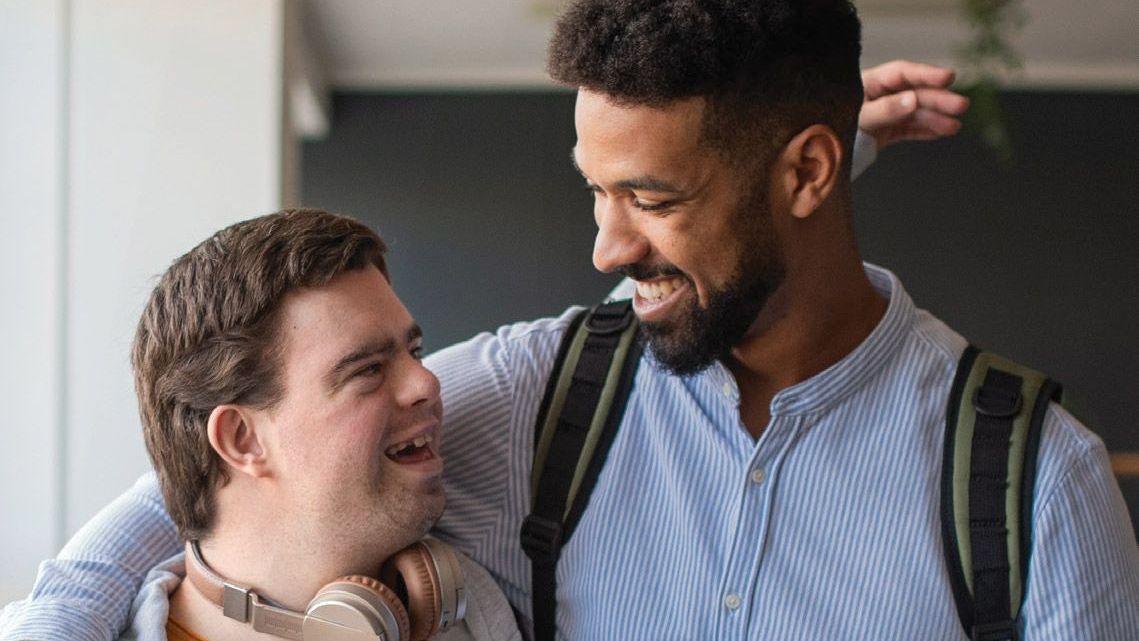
[302,90,1139,527]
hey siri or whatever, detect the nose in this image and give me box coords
[396,356,441,410]
[592,200,649,274]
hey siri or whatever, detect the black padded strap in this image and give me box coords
[969,368,1023,640]
[521,300,639,641]
[943,346,979,633]
[944,346,1059,641]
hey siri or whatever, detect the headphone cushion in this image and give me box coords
[385,543,441,641]
[322,575,411,640]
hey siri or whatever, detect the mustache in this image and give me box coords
[616,263,686,282]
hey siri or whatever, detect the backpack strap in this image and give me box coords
[520,300,641,641]
[942,345,1063,641]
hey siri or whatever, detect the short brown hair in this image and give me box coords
[132,209,388,540]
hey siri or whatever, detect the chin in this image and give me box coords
[399,483,447,537]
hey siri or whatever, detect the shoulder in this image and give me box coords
[117,554,185,641]
[426,306,584,376]
[1021,404,1139,637]
[1033,402,1115,512]
[908,308,969,372]
[436,552,522,641]
[426,306,586,419]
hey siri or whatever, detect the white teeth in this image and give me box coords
[635,278,683,302]
[386,434,432,458]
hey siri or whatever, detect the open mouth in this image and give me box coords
[384,434,436,464]
[634,276,686,302]
[633,276,688,319]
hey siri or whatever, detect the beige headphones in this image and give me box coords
[184,537,466,641]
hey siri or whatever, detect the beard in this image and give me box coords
[623,186,785,376]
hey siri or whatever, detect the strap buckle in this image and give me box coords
[972,621,1018,641]
[584,301,635,335]
[974,385,1022,418]
[520,515,563,563]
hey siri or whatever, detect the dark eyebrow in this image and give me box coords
[326,322,423,388]
[569,150,683,193]
[612,176,683,193]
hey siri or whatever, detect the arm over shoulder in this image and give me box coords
[0,473,179,641]
[428,309,580,588]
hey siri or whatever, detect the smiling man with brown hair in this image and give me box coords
[109,209,519,641]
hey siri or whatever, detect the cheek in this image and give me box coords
[337,397,394,455]
[288,400,390,468]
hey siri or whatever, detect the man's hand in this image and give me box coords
[859,60,970,150]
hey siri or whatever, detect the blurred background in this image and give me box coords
[1,0,1136,603]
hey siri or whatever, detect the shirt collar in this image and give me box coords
[687,263,914,415]
[767,263,913,415]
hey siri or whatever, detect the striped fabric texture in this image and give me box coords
[431,264,1139,640]
[3,265,1137,640]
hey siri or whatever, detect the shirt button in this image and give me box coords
[724,592,741,610]
[750,467,766,484]
[721,382,732,397]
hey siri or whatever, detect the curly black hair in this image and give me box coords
[548,0,863,167]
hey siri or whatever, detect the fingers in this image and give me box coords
[859,88,969,133]
[862,60,957,99]
[859,89,919,132]
[872,109,965,149]
[912,88,970,117]
[908,108,963,137]
[858,60,971,150]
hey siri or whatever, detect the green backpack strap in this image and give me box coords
[942,345,1063,641]
[520,299,641,641]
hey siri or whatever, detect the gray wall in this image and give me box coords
[302,90,1138,526]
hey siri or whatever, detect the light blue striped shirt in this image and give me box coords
[3,264,1137,640]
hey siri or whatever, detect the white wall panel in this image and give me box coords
[0,0,292,602]
[65,0,284,534]
[0,0,66,605]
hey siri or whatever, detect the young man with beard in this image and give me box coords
[0,210,521,641]
[12,7,1126,641]
[443,0,1138,637]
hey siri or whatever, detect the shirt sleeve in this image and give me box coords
[0,473,179,641]
[1020,408,1139,640]
[428,309,579,610]
[851,129,877,181]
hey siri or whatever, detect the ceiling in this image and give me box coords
[300,0,1138,92]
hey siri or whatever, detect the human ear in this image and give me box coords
[777,124,843,220]
[206,405,270,478]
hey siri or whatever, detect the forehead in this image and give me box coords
[572,90,712,176]
[276,267,410,368]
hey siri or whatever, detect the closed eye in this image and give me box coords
[353,361,384,379]
[634,200,673,213]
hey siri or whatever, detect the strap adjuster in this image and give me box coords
[520,515,563,562]
[972,621,1017,641]
[974,385,1022,418]
[585,301,635,335]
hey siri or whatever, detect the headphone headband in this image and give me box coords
[183,539,465,641]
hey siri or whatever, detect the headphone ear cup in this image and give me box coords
[382,543,441,641]
[311,575,411,641]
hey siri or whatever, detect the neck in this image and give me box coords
[169,490,395,640]
[725,252,886,438]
